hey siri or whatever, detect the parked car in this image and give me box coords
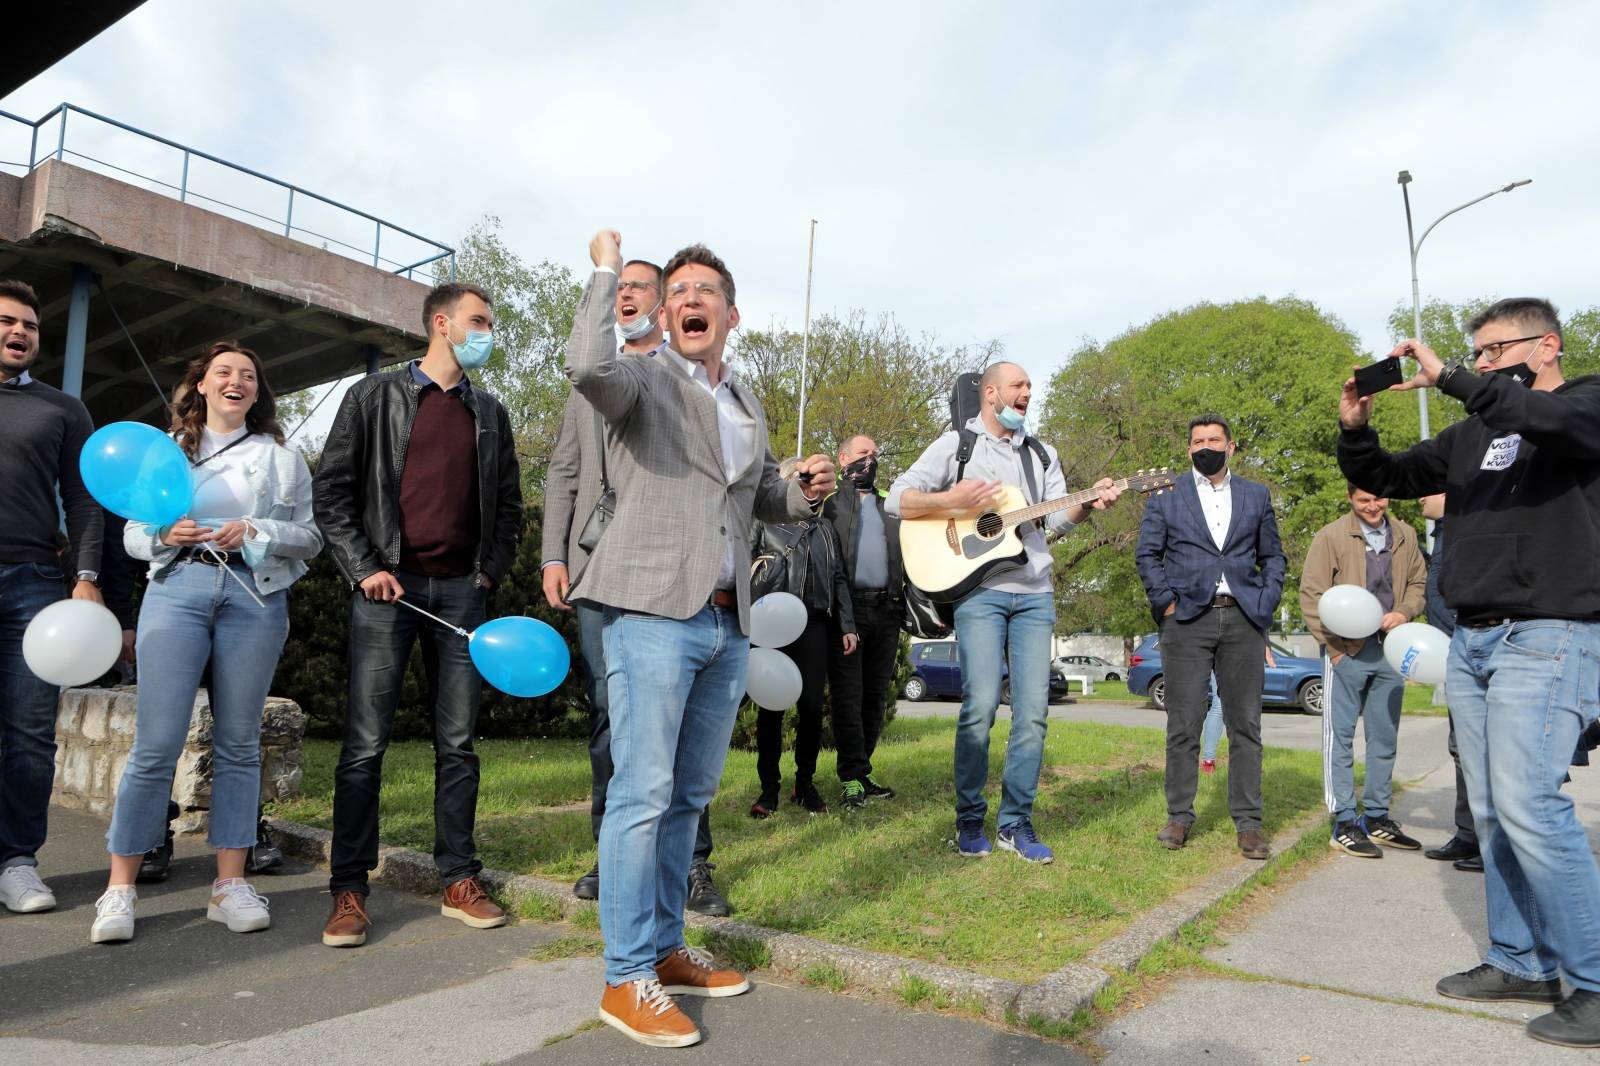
[903,641,1072,704]
[1052,654,1123,682]
[1125,634,1324,715]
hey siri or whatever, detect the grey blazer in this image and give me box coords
[564,270,814,632]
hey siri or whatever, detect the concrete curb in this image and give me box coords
[266,810,1324,1026]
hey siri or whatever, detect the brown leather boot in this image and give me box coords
[1156,821,1189,850]
[599,978,701,1047]
[441,876,507,929]
[1237,829,1270,860]
[322,890,369,948]
[655,945,751,998]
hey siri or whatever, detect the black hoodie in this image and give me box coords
[1338,370,1600,624]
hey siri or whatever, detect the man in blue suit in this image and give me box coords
[1135,414,1285,859]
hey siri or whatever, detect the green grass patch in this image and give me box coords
[1074,680,1146,703]
[800,963,849,992]
[514,893,565,923]
[897,974,950,1009]
[527,933,604,961]
[270,717,1325,983]
[540,1018,604,1047]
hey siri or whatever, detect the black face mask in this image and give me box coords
[1489,363,1538,389]
[844,456,878,489]
[1190,448,1228,477]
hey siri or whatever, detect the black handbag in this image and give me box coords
[902,578,953,639]
[750,524,808,602]
[575,409,614,554]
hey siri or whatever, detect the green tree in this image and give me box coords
[1038,297,1414,641]
[442,215,582,497]
[730,312,1000,478]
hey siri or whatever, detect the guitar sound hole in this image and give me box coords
[976,513,1003,538]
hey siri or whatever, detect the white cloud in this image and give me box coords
[7,0,1598,438]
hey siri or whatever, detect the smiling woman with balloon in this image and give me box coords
[89,342,321,945]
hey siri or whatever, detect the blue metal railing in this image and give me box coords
[0,103,454,280]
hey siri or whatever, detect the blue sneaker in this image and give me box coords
[955,819,991,858]
[997,820,1054,864]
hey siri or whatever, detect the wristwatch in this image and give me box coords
[1435,360,1468,390]
[76,570,99,586]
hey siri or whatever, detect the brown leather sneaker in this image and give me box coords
[1238,829,1271,860]
[599,978,702,1047]
[655,945,751,998]
[441,876,507,929]
[322,890,369,948]
[1156,821,1189,850]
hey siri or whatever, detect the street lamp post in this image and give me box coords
[1397,171,1532,442]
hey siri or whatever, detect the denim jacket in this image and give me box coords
[125,439,323,594]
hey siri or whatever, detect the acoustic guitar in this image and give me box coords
[900,470,1176,602]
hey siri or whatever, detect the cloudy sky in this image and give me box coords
[7,0,1598,425]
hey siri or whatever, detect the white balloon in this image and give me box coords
[1317,585,1384,640]
[22,599,124,688]
[1383,622,1450,685]
[748,592,807,649]
[746,647,803,710]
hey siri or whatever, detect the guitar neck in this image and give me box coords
[1000,480,1126,529]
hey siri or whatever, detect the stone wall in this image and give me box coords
[52,687,305,833]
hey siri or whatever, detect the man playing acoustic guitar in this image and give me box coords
[887,361,1122,863]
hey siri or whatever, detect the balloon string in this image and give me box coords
[392,596,473,639]
[202,544,266,607]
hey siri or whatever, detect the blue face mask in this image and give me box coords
[448,318,494,369]
[995,403,1027,432]
[240,535,269,569]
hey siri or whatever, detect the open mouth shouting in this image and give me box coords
[679,313,710,341]
[3,336,32,361]
[620,299,640,320]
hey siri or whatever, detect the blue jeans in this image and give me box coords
[952,589,1055,830]
[0,562,67,870]
[599,605,747,985]
[107,560,289,855]
[1323,638,1403,825]
[1449,619,1600,990]
[1201,672,1223,760]
[331,572,486,894]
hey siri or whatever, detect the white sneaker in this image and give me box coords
[207,878,270,933]
[91,886,137,943]
[0,864,56,913]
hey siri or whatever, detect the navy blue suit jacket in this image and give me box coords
[1135,473,1286,632]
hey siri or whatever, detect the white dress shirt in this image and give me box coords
[1193,467,1234,596]
[662,347,757,589]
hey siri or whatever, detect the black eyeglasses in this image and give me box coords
[1471,335,1545,363]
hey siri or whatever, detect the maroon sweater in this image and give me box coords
[398,385,481,577]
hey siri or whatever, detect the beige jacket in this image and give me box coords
[1299,511,1427,659]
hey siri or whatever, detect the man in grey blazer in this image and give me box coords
[1135,414,1285,860]
[566,230,833,1048]
[540,258,725,916]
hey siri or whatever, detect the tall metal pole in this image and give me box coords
[1396,171,1531,551]
[795,218,817,457]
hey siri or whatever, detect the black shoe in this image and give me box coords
[1425,836,1479,862]
[686,861,731,917]
[860,776,895,799]
[1363,815,1421,850]
[750,787,779,819]
[1437,963,1562,1005]
[244,819,284,875]
[1529,990,1600,1048]
[1330,819,1382,858]
[136,831,174,884]
[1453,852,1485,872]
[791,781,828,815]
[573,862,599,900]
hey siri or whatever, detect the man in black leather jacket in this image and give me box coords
[311,281,521,948]
[823,434,906,804]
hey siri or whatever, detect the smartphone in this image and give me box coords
[1353,357,1403,398]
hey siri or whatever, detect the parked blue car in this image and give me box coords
[903,640,1071,704]
[1125,634,1325,715]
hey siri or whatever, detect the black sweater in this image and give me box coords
[0,376,102,574]
[1338,370,1600,624]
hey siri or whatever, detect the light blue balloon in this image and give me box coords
[469,616,571,697]
[80,422,193,526]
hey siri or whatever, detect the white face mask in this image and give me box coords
[617,300,660,342]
